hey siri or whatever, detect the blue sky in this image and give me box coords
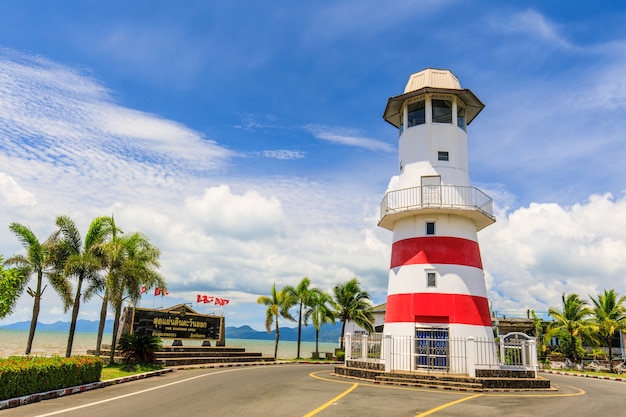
[1,1,626,331]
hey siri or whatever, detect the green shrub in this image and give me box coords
[0,356,103,401]
[118,334,162,364]
[336,350,345,361]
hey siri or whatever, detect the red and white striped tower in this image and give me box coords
[379,69,496,370]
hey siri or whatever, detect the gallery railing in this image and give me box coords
[380,185,494,221]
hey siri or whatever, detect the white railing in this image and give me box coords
[345,332,537,377]
[380,185,494,220]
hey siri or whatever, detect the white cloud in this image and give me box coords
[489,9,572,49]
[481,193,626,317]
[261,150,305,160]
[305,124,394,152]
[0,173,36,207]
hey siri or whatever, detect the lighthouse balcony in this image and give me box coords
[379,185,495,231]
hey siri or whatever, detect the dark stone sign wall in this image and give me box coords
[119,304,224,345]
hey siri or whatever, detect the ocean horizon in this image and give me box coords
[0,329,339,359]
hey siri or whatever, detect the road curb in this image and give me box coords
[541,369,626,382]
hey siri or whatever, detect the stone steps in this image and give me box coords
[334,364,552,391]
[89,344,274,366]
[376,374,483,391]
[158,356,275,366]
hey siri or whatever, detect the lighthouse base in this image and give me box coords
[343,331,537,378]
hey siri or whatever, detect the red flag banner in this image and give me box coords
[197,294,229,306]
[155,287,169,296]
[140,285,147,294]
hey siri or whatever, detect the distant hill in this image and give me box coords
[0,320,114,333]
[226,323,341,343]
[0,320,342,342]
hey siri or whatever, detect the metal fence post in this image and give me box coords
[466,336,476,377]
[383,334,392,372]
[362,334,369,360]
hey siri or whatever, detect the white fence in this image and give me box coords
[345,332,537,377]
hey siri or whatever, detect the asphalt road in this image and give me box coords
[4,365,625,417]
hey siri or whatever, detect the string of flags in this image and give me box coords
[138,286,229,307]
[140,285,169,296]
[197,294,230,306]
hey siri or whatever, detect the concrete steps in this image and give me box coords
[376,373,483,391]
[90,344,275,366]
[334,364,552,391]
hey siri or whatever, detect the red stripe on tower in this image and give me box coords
[385,293,492,326]
[390,236,483,269]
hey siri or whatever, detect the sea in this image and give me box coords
[0,329,339,359]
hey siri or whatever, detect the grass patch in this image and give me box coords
[100,363,165,381]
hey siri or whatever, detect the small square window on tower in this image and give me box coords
[438,151,449,161]
[426,221,435,235]
[427,271,437,287]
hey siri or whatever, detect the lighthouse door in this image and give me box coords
[421,176,441,207]
[415,327,449,371]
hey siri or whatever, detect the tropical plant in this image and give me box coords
[333,277,374,349]
[106,231,164,363]
[283,277,313,359]
[54,215,111,357]
[546,293,594,362]
[257,283,296,359]
[0,256,25,319]
[83,216,121,356]
[118,333,163,364]
[589,289,626,373]
[303,288,336,358]
[6,222,73,354]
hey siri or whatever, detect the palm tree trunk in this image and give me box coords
[274,319,280,359]
[25,294,40,355]
[66,277,83,357]
[340,320,347,350]
[95,292,108,356]
[296,302,303,358]
[315,329,319,356]
[607,336,615,373]
[25,273,44,355]
[109,300,123,363]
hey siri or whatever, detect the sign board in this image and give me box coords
[129,304,223,341]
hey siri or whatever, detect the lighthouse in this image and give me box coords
[379,69,496,372]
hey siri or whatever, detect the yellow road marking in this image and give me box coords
[302,382,359,417]
[416,393,483,416]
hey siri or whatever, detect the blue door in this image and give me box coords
[415,327,449,371]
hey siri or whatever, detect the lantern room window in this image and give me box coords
[407,100,425,127]
[432,99,452,123]
[457,105,466,131]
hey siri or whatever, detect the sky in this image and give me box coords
[1,1,626,332]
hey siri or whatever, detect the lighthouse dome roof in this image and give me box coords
[383,68,485,128]
[404,68,462,93]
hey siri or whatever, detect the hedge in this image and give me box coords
[0,356,103,400]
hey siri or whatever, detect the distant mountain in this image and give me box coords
[0,319,114,333]
[0,320,342,342]
[225,323,341,343]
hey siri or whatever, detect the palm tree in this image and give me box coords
[83,215,122,356]
[303,288,335,358]
[333,278,374,349]
[257,284,296,359]
[283,277,313,359]
[6,222,73,354]
[107,231,164,363]
[54,215,110,357]
[590,289,626,373]
[546,293,594,362]
[0,256,26,319]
